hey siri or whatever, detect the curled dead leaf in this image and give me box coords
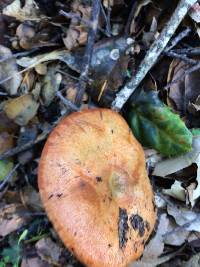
[0,45,22,95]
[0,203,28,237]
[3,94,39,126]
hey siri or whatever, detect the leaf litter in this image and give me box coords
[1,0,200,266]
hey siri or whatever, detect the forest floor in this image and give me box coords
[1,0,200,266]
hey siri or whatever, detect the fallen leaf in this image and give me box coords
[167,60,200,116]
[167,204,200,232]
[17,50,67,68]
[21,257,52,267]
[63,1,91,50]
[3,0,45,22]
[163,218,190,246]
[3,94,39,126]
[0,203,28,237]
[153,135,200,205]
[128,90,192,156]
[0,132,13,154]
[130,214,169,267]
[163,181,186,202]
[42,67,62,106]
[21,186,43,211]
[0,45,22,95]
[0,159,14,181]
[35,237,62,265]
[0,111,18,133]
[182,253,200,267]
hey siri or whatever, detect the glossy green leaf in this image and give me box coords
[128,91,193,156]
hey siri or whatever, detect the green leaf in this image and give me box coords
[128,91,192,156]
[1,245,20,265]
[0,160,13,181]
[191,128,200,136]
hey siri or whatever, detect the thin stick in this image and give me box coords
[0,163,20,191]
[75,0,101,106]
[111,0,198,111]
[56,91,79,111]
[124,0,137,35]
[166,28,191,51]
[0,130,51,160]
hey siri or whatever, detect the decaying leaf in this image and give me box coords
[21,257,52,267]
[153,135,200,205]
[163,181,186,202]
[182,252,200,267]
[0,160,14,181]
[163,218,190,246]
[0,204,28,237]
[130,214,170,267]
[17,50,67,69]
[21,186,43,211]
[35,237,62,265]
[0,132,13,154]
[167,60,200,116]
[0,45,22,95]
[3,94,39,126]
[3,0,44,22]
[128,90,192,156]
[167,204,200,232]
[63,0,91,50]
[42,67,62,106]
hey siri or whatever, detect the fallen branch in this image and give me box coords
[111,0,198,111]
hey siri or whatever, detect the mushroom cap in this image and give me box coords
[38,108,156,267]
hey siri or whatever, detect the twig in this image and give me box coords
[100,1,112,36]
[111,0,198,111]
[166,28,191,51]
[0,163,20,191]
[0,130,51,160]
[0,48,39,63]
[165,61,200,89]
[56,91,79,111]
[172,47,200,56]
[163,215,200,238]
[165,50,197,64]
[124,0,137,35]
[75,0,101,106]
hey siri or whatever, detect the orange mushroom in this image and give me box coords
[38,108,156,267]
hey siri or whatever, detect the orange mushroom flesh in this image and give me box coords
[38,108,156,267]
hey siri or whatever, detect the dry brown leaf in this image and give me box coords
[153,136,200,206]
[167,204,200,232]
[21,256,52,267]
[0,203,28,237]
[0,111,18,133]
[20,185,43,211]
[3,94,39,126]
[130,214,169,267]
[63,0,91,50]
[0,132,13,154]
[3,0,45,22]
[182,252,200,267]
[35,237,62,265]
[41,67,62,106]
[167,60,200,116]
[0,45,22,95]
[163,219,190,246]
